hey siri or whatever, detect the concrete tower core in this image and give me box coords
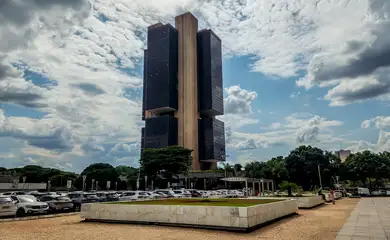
[175,13,200,170]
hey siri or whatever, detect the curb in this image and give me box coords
[0,212,79,222]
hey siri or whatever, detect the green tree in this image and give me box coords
[284,145,331,190]
[279,181,301,197]
[77,163,119,190]
[344,150,390,190]
[244,161,267,178]
[140,146,192,183]
[265,156,289,187]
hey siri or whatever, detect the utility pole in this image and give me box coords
[317,164,323,189]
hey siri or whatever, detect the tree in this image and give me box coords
[265,156,289,187]
[284,145,331,190]
[344,151,390,190]
[279,181,301,197]
[77,163,119,190]
[233,164,243,172]
[140,146,192,183]
[244,161,267,178]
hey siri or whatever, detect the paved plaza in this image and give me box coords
[0,198,358,240]
[336,198,390,240]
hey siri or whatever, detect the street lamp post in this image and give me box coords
[317,164,323,190]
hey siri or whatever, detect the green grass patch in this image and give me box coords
[108,198,283,207]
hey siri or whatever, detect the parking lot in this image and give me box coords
[0,199,359,240]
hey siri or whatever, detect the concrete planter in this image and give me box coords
[294,196,324,208]
[324,192,342,202]
[248,195,324,209]
[81,200,298,231]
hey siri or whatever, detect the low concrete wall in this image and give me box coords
[294,196,324,208]
[81,200,298,231]
[248,196,324,209]
[324,192,342,202]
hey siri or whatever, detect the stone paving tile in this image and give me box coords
[336,198,390,240]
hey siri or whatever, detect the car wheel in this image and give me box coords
[16,208,26,217]
[74,204,81,212]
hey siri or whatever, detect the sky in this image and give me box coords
[1,0,390,173]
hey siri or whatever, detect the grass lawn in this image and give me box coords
[108,198,283,207]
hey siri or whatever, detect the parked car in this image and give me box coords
[95,192,119,202]
[186,189,202,198]
[0,196,17,217]
[118,191,150,201]
[39,195,74,213]
[146,192,163,199]
[172,189,191,198]
[11,195,49,217]
[67,192,100,212]
[358,188,370,196]
[27,191,46,198]
[154,189,182,198]
[1,191,27,196]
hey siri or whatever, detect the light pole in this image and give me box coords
[82,175,86,192]
[317,164,323,190]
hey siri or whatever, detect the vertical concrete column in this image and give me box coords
[258,182,261,196]
[175,12,200,170]
[245,180,248,197]
[252,182,255,196]
[261,180,265,196]
[271,181,275,195]
[267,182,269,194]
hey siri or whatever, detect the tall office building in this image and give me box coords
[141,12,225,171]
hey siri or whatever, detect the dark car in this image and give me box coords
[187,190,202,198]
[96,192,119,202]
[67,192,100,212]
[39,195,74,213]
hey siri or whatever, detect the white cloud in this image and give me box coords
[224,85,257,115]
[231,113,343,151]
[361,116,390,129]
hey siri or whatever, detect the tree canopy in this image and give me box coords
[140,145,192,182]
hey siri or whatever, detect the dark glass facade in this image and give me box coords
[198,118,226,161]
[197,29,224,116]
[140,127,145,154]
[142,50,147,121]
[145,24,178,112]
[144,115,178,149]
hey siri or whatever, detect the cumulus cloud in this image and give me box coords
[224,85,257,115]
[0,109,74,152]
[296,0,390,105]
[361,116,390,129]
[231,113,343,151]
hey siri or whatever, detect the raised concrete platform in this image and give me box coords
[336,198,390,239]
[248,196,324,209]
[81,200,298,232]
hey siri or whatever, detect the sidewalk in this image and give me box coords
[336,198,390,240]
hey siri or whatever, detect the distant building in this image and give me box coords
[0,172,47,192]
[336,150,351,162]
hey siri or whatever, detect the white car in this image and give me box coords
[11,195,49,217]
[146,192,163,199]
[154,190,183,198]
[173,190,192,198]
[0,196,17,217]
[119,191,150,201]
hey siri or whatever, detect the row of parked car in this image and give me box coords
[0,189,246,218]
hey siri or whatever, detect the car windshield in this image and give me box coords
[106,194,117,197]
[19,196,38,203]
[55,197,70,201]
[173,191,182,194]
[0,197,13,204]
[84,194,98,199]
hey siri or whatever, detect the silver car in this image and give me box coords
[0,196,17,217]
